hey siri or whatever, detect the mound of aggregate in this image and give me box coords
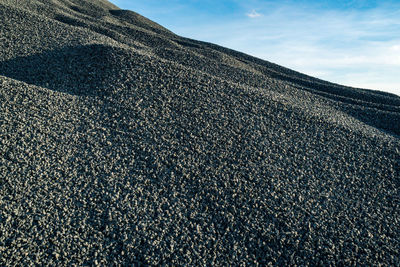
[0,0,399,265]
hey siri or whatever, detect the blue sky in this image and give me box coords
[110,0,400,96]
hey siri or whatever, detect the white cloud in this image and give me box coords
[391,45,400,51]
[246,10,261,18]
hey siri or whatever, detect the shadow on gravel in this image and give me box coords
[288,85,400,137]
[0,44,129,96]
[260,71,400,136]
[1,43,399,137]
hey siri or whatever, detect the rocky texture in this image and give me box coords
[0,0,399,265]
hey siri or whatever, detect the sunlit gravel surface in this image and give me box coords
[1,0,399,265]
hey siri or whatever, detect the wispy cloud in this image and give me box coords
[246,10,261,18]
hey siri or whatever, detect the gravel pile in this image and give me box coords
[1,0,399,265]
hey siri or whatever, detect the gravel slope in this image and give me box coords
[1,0,399,265]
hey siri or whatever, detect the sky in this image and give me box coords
[110,0,400,96]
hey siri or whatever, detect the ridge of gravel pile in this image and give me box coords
[1,0,399,265]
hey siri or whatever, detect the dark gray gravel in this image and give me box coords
[1,0,399,265]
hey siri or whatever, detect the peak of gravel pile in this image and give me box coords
[1,0,399,265]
